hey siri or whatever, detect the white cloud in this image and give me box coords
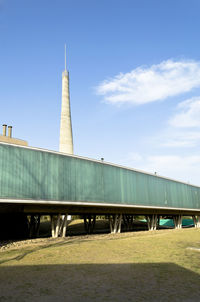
[156,96,200,148]
[96,60,200,105]
[169,97,200,128]
[159,129,200,148]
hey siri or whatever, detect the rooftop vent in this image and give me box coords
[8,126,12,138]
[2,124,7,136]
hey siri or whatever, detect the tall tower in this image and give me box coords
[59,45,74,154]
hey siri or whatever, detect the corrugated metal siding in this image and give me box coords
[0,143,200,210]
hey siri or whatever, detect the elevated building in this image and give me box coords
[0,142,200,236]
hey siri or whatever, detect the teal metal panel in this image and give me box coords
[0,143,200,210]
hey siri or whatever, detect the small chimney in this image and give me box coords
[8,126,12,138]
[2,124,7,136]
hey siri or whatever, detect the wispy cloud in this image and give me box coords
[162,130,200,147]
[157,97,200,148]
[96,59,200,105]
[169,97,200,128]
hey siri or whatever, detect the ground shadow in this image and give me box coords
[0,263,199,301]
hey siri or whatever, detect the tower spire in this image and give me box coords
[59,45,74,154]
[65,44,67,71]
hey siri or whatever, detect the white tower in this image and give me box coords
[59,45,74,154]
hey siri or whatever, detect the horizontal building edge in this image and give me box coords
[0,198,200,215]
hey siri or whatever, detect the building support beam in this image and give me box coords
[146,214,159,231]
[109,214,122,234]
[173,215,182,229]
[62,215,69,237]
[83,214,96,234]
[28,215,40,238]
[123,214,134,231]
[51,214,70,237]
[192,215,200,228]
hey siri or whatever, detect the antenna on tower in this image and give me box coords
[65,44,67,71]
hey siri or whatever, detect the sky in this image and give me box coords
[1,0,200,185]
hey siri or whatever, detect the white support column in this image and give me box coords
[197,216,200,228]
[51,215,56,238]
[55,214,61,237]
[83,215,96,234]
[117,214,122,233]
[149,215,153,231]
[192,215,200,228]
[173,215,182,229]
[113,215,118,233]
[62,215,68,237]
[153,214,157,230]
[157,216,160,229]
[27,215,41,238]
[109,216,114,233]
[123,214,134,231]
[192,216,197,228]
[178,215,182,229]
[146,214,158,231]
[51,214,70,238]
[146,216,151,230]
[109,214,122,234]
[173,216,178,229]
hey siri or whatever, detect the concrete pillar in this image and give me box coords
[173,215,182,229]
[62,215,68,237]
[197,216,200,228]
[51,214,70,237]
[123,214,134,231]
[146,214,158,231]
[109,214,122,234]
[28,215,40,238]
[55,214,61,237]
[84,214,96,234]
[192,215,200,228]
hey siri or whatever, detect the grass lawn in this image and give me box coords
[0,228,200,301]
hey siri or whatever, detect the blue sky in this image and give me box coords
[1,0,200,185]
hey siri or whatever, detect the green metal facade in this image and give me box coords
[0,143,200,210]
